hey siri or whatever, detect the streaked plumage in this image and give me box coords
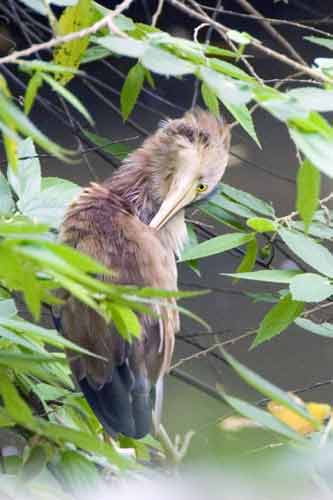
[58,109,231,438]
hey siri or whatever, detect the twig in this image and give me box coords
[230,151,295,185]
[170,368,225,403]
[152,0,165,27]
[187,0,262,82]
[0,0,134,65]
[198,4,333,38]
[166,0,333,84]
[233,0,307,65]
[277,192,333,225]
[171,329,256,370]
[303,302,333,318]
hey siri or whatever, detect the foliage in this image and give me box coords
[1,0,333,497]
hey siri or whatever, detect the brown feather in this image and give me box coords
[58,108,231,436]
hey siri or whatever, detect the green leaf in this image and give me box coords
[56,450,100,493]
[291,221,333,240]
[226,30,252,45]
[180,232,254,261]
[288,87,333,112]
[41,73,93,125]
[235,238,257,273]
[82,45,111,64]
[0,298,17,318]
[0,325,45,352]
[0,370,33,424]
[7,138,41,201]
[0,92,72,161]
[304,36,333,51]
[290,112,333,139]
[0,75,18,170]
[142,46,195,76]
[19,59,80,75]
[31,418,130,468]
[212,195,258,219]
[253,293,304,347]
[0,174,14,215]
[289,273,333,302]
[223,102,260,146]
[209,58,254,82]
[0,318,103,358]
[201,82,219,118]
[120,63,145,121]
[247,217,278,233]
[246,291,280,303]
[18,445,48,484]
[53,0,94,85]
[200,67,252,106]
[200,203,246,231]
[107,304,141,341]
[279,228,333,278]
[0,352,68,384]
[221,393,304,441]
[295,317,333,338]
[24,72,43,115]
[220,183,274,217]
[296,160,320,231]
[204,45,238,58]
[18,178,81,228]
[82,129,133,160]
[91,2,135,32]
[91,35,146,58]
[0,221,49,235]
[221,348,318,427]
[289,126,333,178]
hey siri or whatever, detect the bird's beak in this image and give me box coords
[149,181,197,231]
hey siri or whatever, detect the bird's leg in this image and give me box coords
[152,414,195,465]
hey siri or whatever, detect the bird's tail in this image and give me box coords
[79,363,152,439]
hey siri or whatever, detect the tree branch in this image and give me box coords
[0,0,134,65]
[166,0,332,84]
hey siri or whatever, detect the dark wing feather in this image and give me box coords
[58,186,178,438]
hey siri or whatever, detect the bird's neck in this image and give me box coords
[105,152,188,257]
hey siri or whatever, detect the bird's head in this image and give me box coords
[148,108,231,231]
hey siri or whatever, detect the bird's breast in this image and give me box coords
[157,210,188,259]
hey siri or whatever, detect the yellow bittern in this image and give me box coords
[58,109,231,438]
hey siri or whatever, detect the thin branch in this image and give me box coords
[303,301,333,318]
[198,4,333,38]
[152,0,166,27]
[187,0,262,82]
[191,0,223,108]
[166,0,332,84]
[277,192,333,224]
[82,79,150,136]
[170,368,225,403]
[58,97,99,181]
[0,0,134,65]
[233,0,307,65]
[172,329,256,370]
[230,151,295,185]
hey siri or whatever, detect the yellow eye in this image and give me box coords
[196,183,208,193]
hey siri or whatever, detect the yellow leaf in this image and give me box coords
[267,398,331,435]
[53,0,95,86]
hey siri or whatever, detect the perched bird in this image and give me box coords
[59,108,231,438]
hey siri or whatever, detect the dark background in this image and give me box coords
[1,0,333,449]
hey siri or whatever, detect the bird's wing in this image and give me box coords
[57,197,179,437]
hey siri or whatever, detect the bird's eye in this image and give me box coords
[196,183,208,193]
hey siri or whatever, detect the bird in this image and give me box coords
[58,108,231,439]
